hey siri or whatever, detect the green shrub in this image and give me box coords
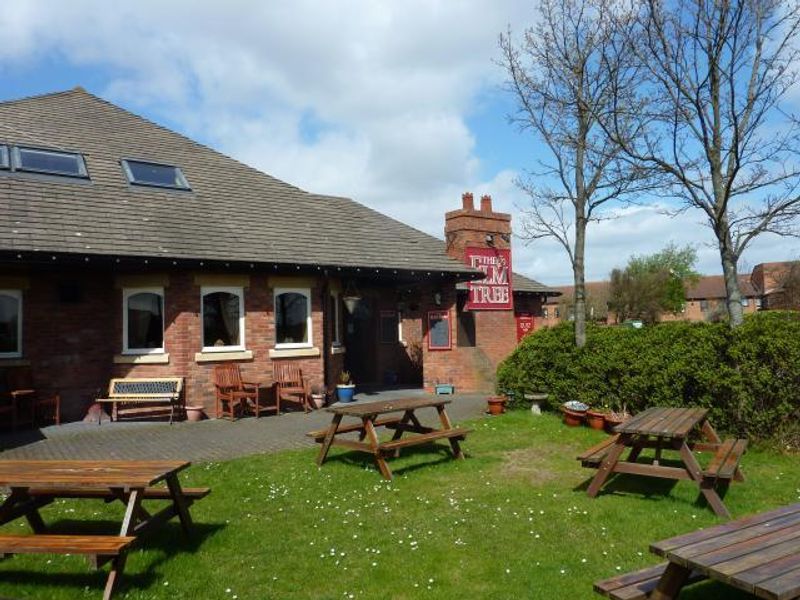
[496,311,800,443]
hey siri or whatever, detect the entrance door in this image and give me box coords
[344,297,377,384]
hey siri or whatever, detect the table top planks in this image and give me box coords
[614,407,708,438]
[0,460,190,489]
[326,397,451,417]
[651,503,800,600]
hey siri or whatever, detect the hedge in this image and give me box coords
[496,311,800,444]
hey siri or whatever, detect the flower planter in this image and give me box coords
[487,396,507,416]
[336,384,356,403]
[185,405,205,422]
[562,408,585,427]
[311,394,326,410]
[586,410,607,430]
[604,412,630,433]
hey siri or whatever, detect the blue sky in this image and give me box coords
[1,0,797,286]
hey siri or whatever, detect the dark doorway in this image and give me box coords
[344,297,377,384]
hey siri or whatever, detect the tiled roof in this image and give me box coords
[545,280,610,303]
[685,275,758,299]
[0,88,478,277]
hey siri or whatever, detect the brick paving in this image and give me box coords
[0,390,488,463]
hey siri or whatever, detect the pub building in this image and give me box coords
[0,88,558,421]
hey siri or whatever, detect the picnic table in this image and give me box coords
[578,407,746,518]
[0,460,209,599]
[595,502,800,600]
[308,397,471,480]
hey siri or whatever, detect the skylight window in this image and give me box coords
[0,146,9,170]
[121,159,190,190]
[12,146,88,178]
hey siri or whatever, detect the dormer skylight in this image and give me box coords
[12,146,88,178]
[0,145,8,170]
[121,159,190,190]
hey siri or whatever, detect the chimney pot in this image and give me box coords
[462,192,474,211]
[480,194,493,212]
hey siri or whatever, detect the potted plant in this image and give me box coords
[585,405,607,430]
[561,400,588,427]
[487,395,507,416]
[310,385,327,410]
[604,402,631,433]
[336,371,356,403]
[185,405,206,422]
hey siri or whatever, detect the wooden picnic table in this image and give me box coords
[0,460,209,599]
[308,397,471,480]
[579,407,746,518]
[595,503,800,599]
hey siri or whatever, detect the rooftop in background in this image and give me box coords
[685,275,758,300]
[0,88,481,279]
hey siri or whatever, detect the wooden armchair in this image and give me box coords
[212,364,272,420]
[1,367,60,429]
[273,362,311,413]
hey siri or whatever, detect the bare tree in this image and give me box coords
[499,0,648,347]
[608,0,800,327]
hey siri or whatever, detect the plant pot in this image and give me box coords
[604,412,630,433]
[185,405,205,422]
[336,384,356,403]
[561,408,586,427]
[586,410,607,430]
[311,394,326,409]
[487,396,507,416]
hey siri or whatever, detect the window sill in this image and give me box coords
[195,350,254,363]
[269,347,321,359]
[331,345,346,355]
[0,358,30,367]
[114,353,170,365]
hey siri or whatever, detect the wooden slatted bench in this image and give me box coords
[306,416,406,441]
[578,434,620,468]
[96,377,184,424]
[0,534,135,599]
[594,563,705,599]
[378,426,471,453]
[703,438,747,483]
[26,486,210,502]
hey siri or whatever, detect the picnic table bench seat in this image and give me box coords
[0,533,135,557]
[305,416,406,441]
[96,378,184,424]
[378,426,472,452]
[703,438,747,482]
[577,434,620,468]
[25,486,210,502]
[594,563,705,600]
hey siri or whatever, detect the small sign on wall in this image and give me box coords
[465,247,513,310]
[516,314,535,343]
[427,310,452,350]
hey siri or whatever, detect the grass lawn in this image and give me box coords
[0,411,798,599]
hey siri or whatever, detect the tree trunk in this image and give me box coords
[574,215,587,348]
[717,222,744,327]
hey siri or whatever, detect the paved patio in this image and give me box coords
[0,389,488,462]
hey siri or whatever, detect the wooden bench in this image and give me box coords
[703,438,747,483]
[577,434,620,468]
[378,427,471,453]
[306,416,405,441]
[594,563,705,599]
[26,486,210,502]
[0,534,135,599]
[96,377,184,424]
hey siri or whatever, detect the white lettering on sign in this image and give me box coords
[465,248,513,310]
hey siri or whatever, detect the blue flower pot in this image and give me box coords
[336,385,356,403]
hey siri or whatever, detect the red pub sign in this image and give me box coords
[465,247,513,310]
[516,314,535,342]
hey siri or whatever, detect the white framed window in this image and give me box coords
[201,287,245,351]
[123,288,165,354]
[0,290,22,358]
[275,287,312,348]
[329,292,342,346]
[741,297,750,307]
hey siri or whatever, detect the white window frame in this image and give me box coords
[201,286,245,352]
[122,287,165,355]
[330,291,342,346]
[0,289,22,358]
[274,287,312,349]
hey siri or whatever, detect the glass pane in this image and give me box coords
[0,146,8,169]
[203,292,241,347]
[276,292,308,344]
[0,294,20,354]
[126,161,187,188]
[127,293,163,350]
[18,148,84,176]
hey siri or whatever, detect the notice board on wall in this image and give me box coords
[427,310,451,350]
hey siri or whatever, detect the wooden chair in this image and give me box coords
[273,362,311,413]
[4,367,60,428]
[212,364,265,420]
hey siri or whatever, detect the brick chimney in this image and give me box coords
[444,192,511,261]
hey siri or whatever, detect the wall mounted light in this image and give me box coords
[485,233,494,245]
[434,291,442,306]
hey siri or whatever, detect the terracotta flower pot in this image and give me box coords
[487,396,507,415]
[311,394,326,410]
[586,410,606,430]
[561,408,586,427]
[185,405,205,422]
[604,412,630,433]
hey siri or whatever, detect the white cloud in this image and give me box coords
[1,0,796,288]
